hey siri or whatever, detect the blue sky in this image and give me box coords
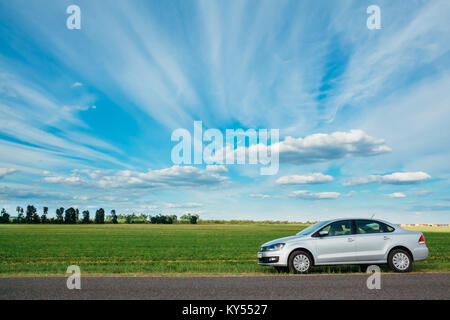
[0,0,449,223]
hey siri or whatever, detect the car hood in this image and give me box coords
[262,235,306,247]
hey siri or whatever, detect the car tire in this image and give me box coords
[288,250,313,274]
[274,266,289,273]
[388,249,413,272]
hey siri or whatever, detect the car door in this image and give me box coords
[314,220,356,264]
[353,220,393,262]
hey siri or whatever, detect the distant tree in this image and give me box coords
[41,207,48,224]
[75,208,80,223]
[32,210,41,224]
[148,214,176,224]
[190,214,199,224]
[95,208,105,224]
[16,206,21,217]
[56,207,64,224]
[82,210,90,224]
[181,213,199,224]
[0,208,10,224]
[25,205,36,224]
[125,213,135,224]
[111,210,118,224]
[64,207,77,224]
[16,206,24,224]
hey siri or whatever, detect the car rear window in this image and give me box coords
[356,220,395,234]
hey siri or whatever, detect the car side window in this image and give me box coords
[356,220,394,234]
[320,220,352,237]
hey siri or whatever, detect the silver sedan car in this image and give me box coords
[258,218,428,273]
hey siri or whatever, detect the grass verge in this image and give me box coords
[0,224,448,276]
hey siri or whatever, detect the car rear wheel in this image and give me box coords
[288,250,312,274]
[388,249,413,272]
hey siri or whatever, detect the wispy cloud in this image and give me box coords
[276,173,333,185]
[0,72,125,171]
[289,190,340,200]
[206,165,228,173]
[0,1,448,223]
[0,186,69,200]
[385,192,407,199]
[43,166,229,190]
[344,172,431,186]
[0,168,17,179]
[249,193,271,199]
[165,202,202,208]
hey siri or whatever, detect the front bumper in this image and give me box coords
[257,251,288,266]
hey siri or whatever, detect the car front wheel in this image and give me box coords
[288,250,312,274]
[388,249,413,272]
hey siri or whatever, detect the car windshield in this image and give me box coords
[296,221,330,236]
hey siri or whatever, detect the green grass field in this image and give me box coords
[0,224,448,276]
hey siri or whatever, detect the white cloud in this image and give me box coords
[278,130,391,164]
[276,173,333,185]
[0,168,17,179]
[206,165,228,173]
[72,194,129,202]
[71,82,83,88]
[289,190,340,200]
[207,130,391,165]
[249,193,271,199]
[139,205,158,210]
[43,175,89,188]
[43,165,229,190]
[344,172,431,186]
[385,192,407,198]
[165,202,202,208]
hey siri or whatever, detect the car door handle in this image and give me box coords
[348,238,354,242]
[384,236,390,240]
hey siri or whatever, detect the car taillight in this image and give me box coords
[419,234,425,244]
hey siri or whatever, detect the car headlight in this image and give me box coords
[265,243,285,251]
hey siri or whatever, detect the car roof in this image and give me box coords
[321,217,396,227]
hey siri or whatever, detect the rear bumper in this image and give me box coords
[412,246,429,261]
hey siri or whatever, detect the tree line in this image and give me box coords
[0,206,199,225]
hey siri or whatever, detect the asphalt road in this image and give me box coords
[0,273,448,300]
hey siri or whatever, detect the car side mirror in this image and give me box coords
[318,230,329,237]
